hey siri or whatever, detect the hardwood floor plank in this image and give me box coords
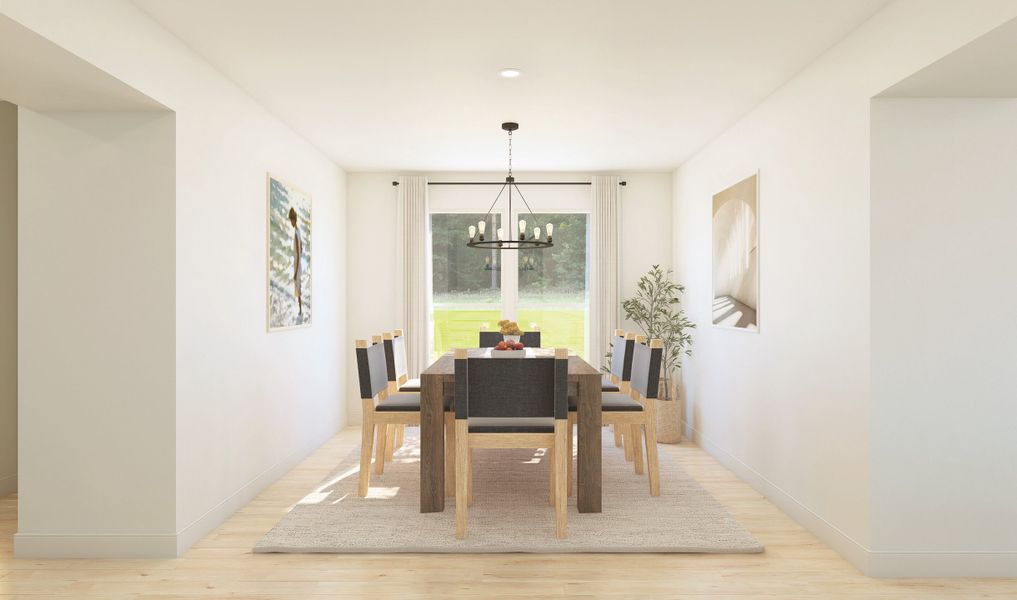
[1,426,1015,599]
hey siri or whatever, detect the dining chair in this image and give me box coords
[569,336,663,496]
[355,336,450,497]
[382,329,420,453]
[478,330,542,348]
[383,329,421,393]
[453,348,569,539]
[604,330,637,454]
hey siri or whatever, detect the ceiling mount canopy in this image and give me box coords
[467,122,555,251]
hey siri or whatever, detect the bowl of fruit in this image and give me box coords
[492,339,525,358]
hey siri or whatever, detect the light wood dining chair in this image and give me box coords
[354,336,450,497]
[453,348,569,539]
[603,330,635,393]
[383,329,421,393]
[382,329,420,454]
[478,330,542,348]
[569,336,663,496]
[604,330,637,453]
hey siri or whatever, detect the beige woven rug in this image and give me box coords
[254,430,762,554]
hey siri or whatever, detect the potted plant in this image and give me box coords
[498,319,523,344]
[618,265,695,443]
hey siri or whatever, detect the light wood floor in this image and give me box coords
[1,427,1015,599]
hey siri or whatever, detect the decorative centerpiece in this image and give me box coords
[493,338,525,358]
[498,319,523,344]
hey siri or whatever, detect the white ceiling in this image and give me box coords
[879,17,1017,97]
[0,15,164,111]
[134,0,889,172]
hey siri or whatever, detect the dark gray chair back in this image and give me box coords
[609,335,635,381]
[478,331,542,348]
[382,331,409,382]
[629,341,663,399]
[355,340,389,399]
[455,353,567,420]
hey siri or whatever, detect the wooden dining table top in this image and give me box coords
[421,348,602,380]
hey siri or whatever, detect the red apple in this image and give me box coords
[495,341,508,351]
[514,342,524,350]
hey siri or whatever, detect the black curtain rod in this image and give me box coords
[391,180,626,186]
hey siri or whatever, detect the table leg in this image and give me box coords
[576,373,602,513]
[420,374,445,512]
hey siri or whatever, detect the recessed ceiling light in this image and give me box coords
[499,68,522,78]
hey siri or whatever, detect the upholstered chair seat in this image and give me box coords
[467,416,556,433]
[601,374,621,392]
[398,377,421,392]
[569,392,642,412]
[376,392,451,412]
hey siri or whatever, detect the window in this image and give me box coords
[429,185,591,359]
[430,213,501,359]
[518,213,589,358]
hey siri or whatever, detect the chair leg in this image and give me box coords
[444,413,456,498]
[358,420,374,497]
[567,415,574,497]
[467,448,474,506]
[613,423,623,448]
[623,425,633,461]
[385,424,396,461]
[455,420,469,539]
[630,424,644,475]
[548,443,556,507]
[374,424,387,475]
[554,420,568,539]
[643,403,661,496]
[395,424,405,449]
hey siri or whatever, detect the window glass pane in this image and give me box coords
[518,213,589,359]
[431,213,501,358]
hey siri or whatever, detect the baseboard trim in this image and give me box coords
[684,420,871,574]
[0,473,16,497]
[174,422,342,556]
[15,532,177,558]
[14,422,344,559]
[684,420,1017,577]
[868,551,1017,578]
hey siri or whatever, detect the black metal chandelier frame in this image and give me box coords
[467,122,554,250]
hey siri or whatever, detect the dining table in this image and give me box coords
[419,347,604,513]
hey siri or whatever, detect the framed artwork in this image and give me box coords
[267,174,311,331]
[712,173,758,331]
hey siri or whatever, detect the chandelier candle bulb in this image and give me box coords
[468,225,476,240]
[465,122,553,251]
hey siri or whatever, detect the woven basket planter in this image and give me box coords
[654,378,683,444]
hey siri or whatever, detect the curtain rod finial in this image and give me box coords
[392,180,399,186]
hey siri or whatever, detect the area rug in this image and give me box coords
[254,430,763,554]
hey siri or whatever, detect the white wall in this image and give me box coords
[345,171,671,423]
[2,0,348,556]
[672,0,1017,576]
[0,101,16,497]
[17,109,177,555]
[870,98,1017,575]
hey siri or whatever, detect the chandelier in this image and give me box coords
[467,122,554,250]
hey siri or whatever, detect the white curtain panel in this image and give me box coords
[589,175,620,371]
[397,175,429,377]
